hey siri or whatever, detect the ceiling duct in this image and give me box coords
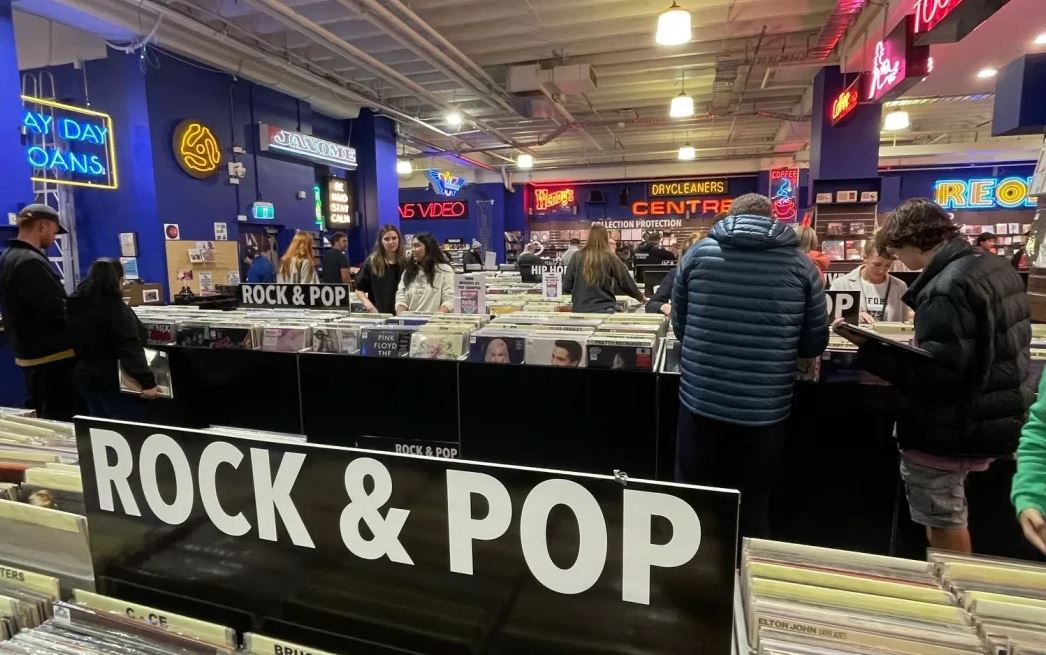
[808,0,869,59]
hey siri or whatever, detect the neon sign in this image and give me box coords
[258,123,357,169]
[867,41,902,101]
[399,201,469,219]
[770,168,799,222]
[22,96,117,190]
[649,179,726,196]
[864,16,931,102]
[914,0,962,35]
[534,187,576,211]
[426,169,467,197]
[632,198,733,216]
[934,177,1036,210]
[173,119,221,179]
[325,177,353,226]
[830,78,861,126]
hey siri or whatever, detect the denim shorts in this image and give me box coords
[899,455,969,529]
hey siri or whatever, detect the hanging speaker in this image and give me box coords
[619,188,629,206]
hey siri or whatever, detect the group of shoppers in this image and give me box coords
[0,205,158,421]
[354,227,456,314]
[663,192,1041,556]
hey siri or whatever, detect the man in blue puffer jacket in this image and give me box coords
[672,193,829,539]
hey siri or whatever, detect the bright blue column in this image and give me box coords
[349,109,399,263]
[0,0,32,215]
[992,53,1046,136]
[809,66,882,193]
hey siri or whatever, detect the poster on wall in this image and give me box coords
[163,224,180,240]
[214,222,228,241]
[770,168,800,222]
[118,233,138,257]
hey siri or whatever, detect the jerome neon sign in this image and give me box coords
[258,123,357,169]
[934,177,1036,210]
[632,198,733,216]
[399,200,469,219]
[22,96,117,190]
[534,187,575,211]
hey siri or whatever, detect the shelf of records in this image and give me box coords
[135,305,671,371]
[739,537,1046,655]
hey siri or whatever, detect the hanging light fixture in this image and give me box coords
[445,110,463,129]
[883,110,910,131]
[678,143,696,160]
[655,2,691,46]
[669,69,694,118]
[517,153,534,169]
[396,159,413,175]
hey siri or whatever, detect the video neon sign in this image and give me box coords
[934,177,1036,210]
[632,198,733,216]
[399,201,469,219]
[534,187,575,211]
[22,96,117,190]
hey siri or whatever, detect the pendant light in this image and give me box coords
[669,69,694,118]
[517,153,534,169]
[883,110,910,131]
[445,110,463,129]
[655,2,692,46]
[396,159,413,175]
[678,143,696,160]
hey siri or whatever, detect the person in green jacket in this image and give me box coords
[1014,370,1046,555]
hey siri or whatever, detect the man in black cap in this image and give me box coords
[0,204,81,419]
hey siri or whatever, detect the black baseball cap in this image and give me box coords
[17,204,66,234]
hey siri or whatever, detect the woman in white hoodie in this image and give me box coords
[395,232,456,314]
[829,239,910,323]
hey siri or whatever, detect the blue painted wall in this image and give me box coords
[349,110,399,264]
[810,66,882,187]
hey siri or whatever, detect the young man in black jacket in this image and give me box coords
[834,198,1032,553]
[0,204,82,419]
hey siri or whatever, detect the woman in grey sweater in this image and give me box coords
[564,225,644,313]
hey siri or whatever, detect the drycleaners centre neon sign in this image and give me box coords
[21,96,117,190]
[632,198,733,216]
[934,177,1036,210]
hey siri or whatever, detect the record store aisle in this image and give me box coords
[2,0,1046,652]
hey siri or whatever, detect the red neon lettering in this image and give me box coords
[399,204,415,219]
[398,201,466,219]
[632,201,649,215]
[914,0,960,34]
[534,188,575,211]
[650,201,666,215]
[702,199,719,214]
[666,201,685,215]
[831,89,858,123]
[685,199,700,213]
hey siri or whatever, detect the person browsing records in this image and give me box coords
[516,242,543,282]
[320,232,350,284]
[356,225,406,314]
[462,239,484,269]
[833,198,1031,554]
[829,239,910,323]
[67,259,159,420]
[564,225,644,313]
[395,233,455,314]
[277,231,319,284]
[244,244,276,283]
[562,238,581,267]
[645,229,710,316]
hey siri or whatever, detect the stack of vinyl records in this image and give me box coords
[19,464,83,514]
[260,325,313,352]
[469,328,528,364]
[361,325,418,358]
[741,538,985,655]
[311,324,362,354]
[931,550,1046,653]
[408,323,472,360]
[0,563,57,640]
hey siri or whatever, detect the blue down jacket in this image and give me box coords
[671,214,828,425]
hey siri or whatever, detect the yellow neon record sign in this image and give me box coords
[172,119,221,179]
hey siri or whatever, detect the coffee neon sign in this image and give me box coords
[632,198,733,216]
[830,79,861,126]
[770,168,799,222]
[914,0,962,34]
[934,177,1036,210]
[534,187,575,211]
[399,201,469,219]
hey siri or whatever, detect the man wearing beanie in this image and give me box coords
[0,204,81,419]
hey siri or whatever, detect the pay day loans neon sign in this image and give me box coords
[22,96,117,190]
[934,177,1036,210]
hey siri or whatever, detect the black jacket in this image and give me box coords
[355,259,402,315]
[67,294,155,393]
[633,241,676,266]
[645,266,677,314]
[858,238,1032,456]
[0,239,72,364]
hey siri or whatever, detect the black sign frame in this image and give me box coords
[76,417,739,654]
[827,290,861,324]
[239,283,351,309]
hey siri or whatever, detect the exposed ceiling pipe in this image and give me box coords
[808,0,869,59]
[418,124,572,156]
[240,0,531,151]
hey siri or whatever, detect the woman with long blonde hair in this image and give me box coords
[277,231,319,283]
[355,225,406,314]
[563,224,643,313]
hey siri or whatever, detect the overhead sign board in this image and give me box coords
[22,95,117,190]
[912,0,1009,45]
[534,187,576,211]
[770,168,800,222]
[76,417,739,654]
[239,283,351,308]
[829,76,861,126]
[427,169,467,197]
[649,179,727,197]
[172,119,221,179]
[257,123,357,169]
[399,200,469,219]
[864,16,931,102]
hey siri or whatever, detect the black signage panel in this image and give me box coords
[827,290,861,324]
[76,418,738,654]
[239,283,350,309]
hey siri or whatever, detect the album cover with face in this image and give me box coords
[524,334,587,368]
[469,334,526,364]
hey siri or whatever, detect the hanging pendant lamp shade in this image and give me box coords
[656,2,692,45]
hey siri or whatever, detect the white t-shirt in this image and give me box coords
[860,278,890,321]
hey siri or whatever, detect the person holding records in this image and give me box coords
[829,239,910,323]
[833,198,1032,554]
[645,229,710,316]
[355,225,406,314]
[67,259,159,420]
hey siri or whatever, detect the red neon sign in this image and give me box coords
[830,84,860,126]
[867,39,902,101]
[770,168,799,222]
[398,201,468,219]
[534,187,576,211]
[632,198,733,216]
[914,0,962,34]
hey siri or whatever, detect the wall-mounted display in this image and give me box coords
[172,119,221,179]
[534,187,576,211]
[864,16,931,102]
[22,95,117,190]
[648,179,727,197]
[829,76,861,126]
[323,177,354,226]
[257,123,357,169]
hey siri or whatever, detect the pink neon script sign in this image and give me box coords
[867,40,902,100]
[914,0,962,34]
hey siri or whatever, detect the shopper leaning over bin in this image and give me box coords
[645,228,710,317]
[563,224,644,314]
[834,198,1031,554]
[672,193,828,540]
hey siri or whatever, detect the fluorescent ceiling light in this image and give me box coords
[669,93,694,118]
[516,153,534,169]
[976,67,998,78]
[678,144,696,160]
[656,2,691,46]
[445,111,463,129]
[396,159,413,175]
[883,110,910,131]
